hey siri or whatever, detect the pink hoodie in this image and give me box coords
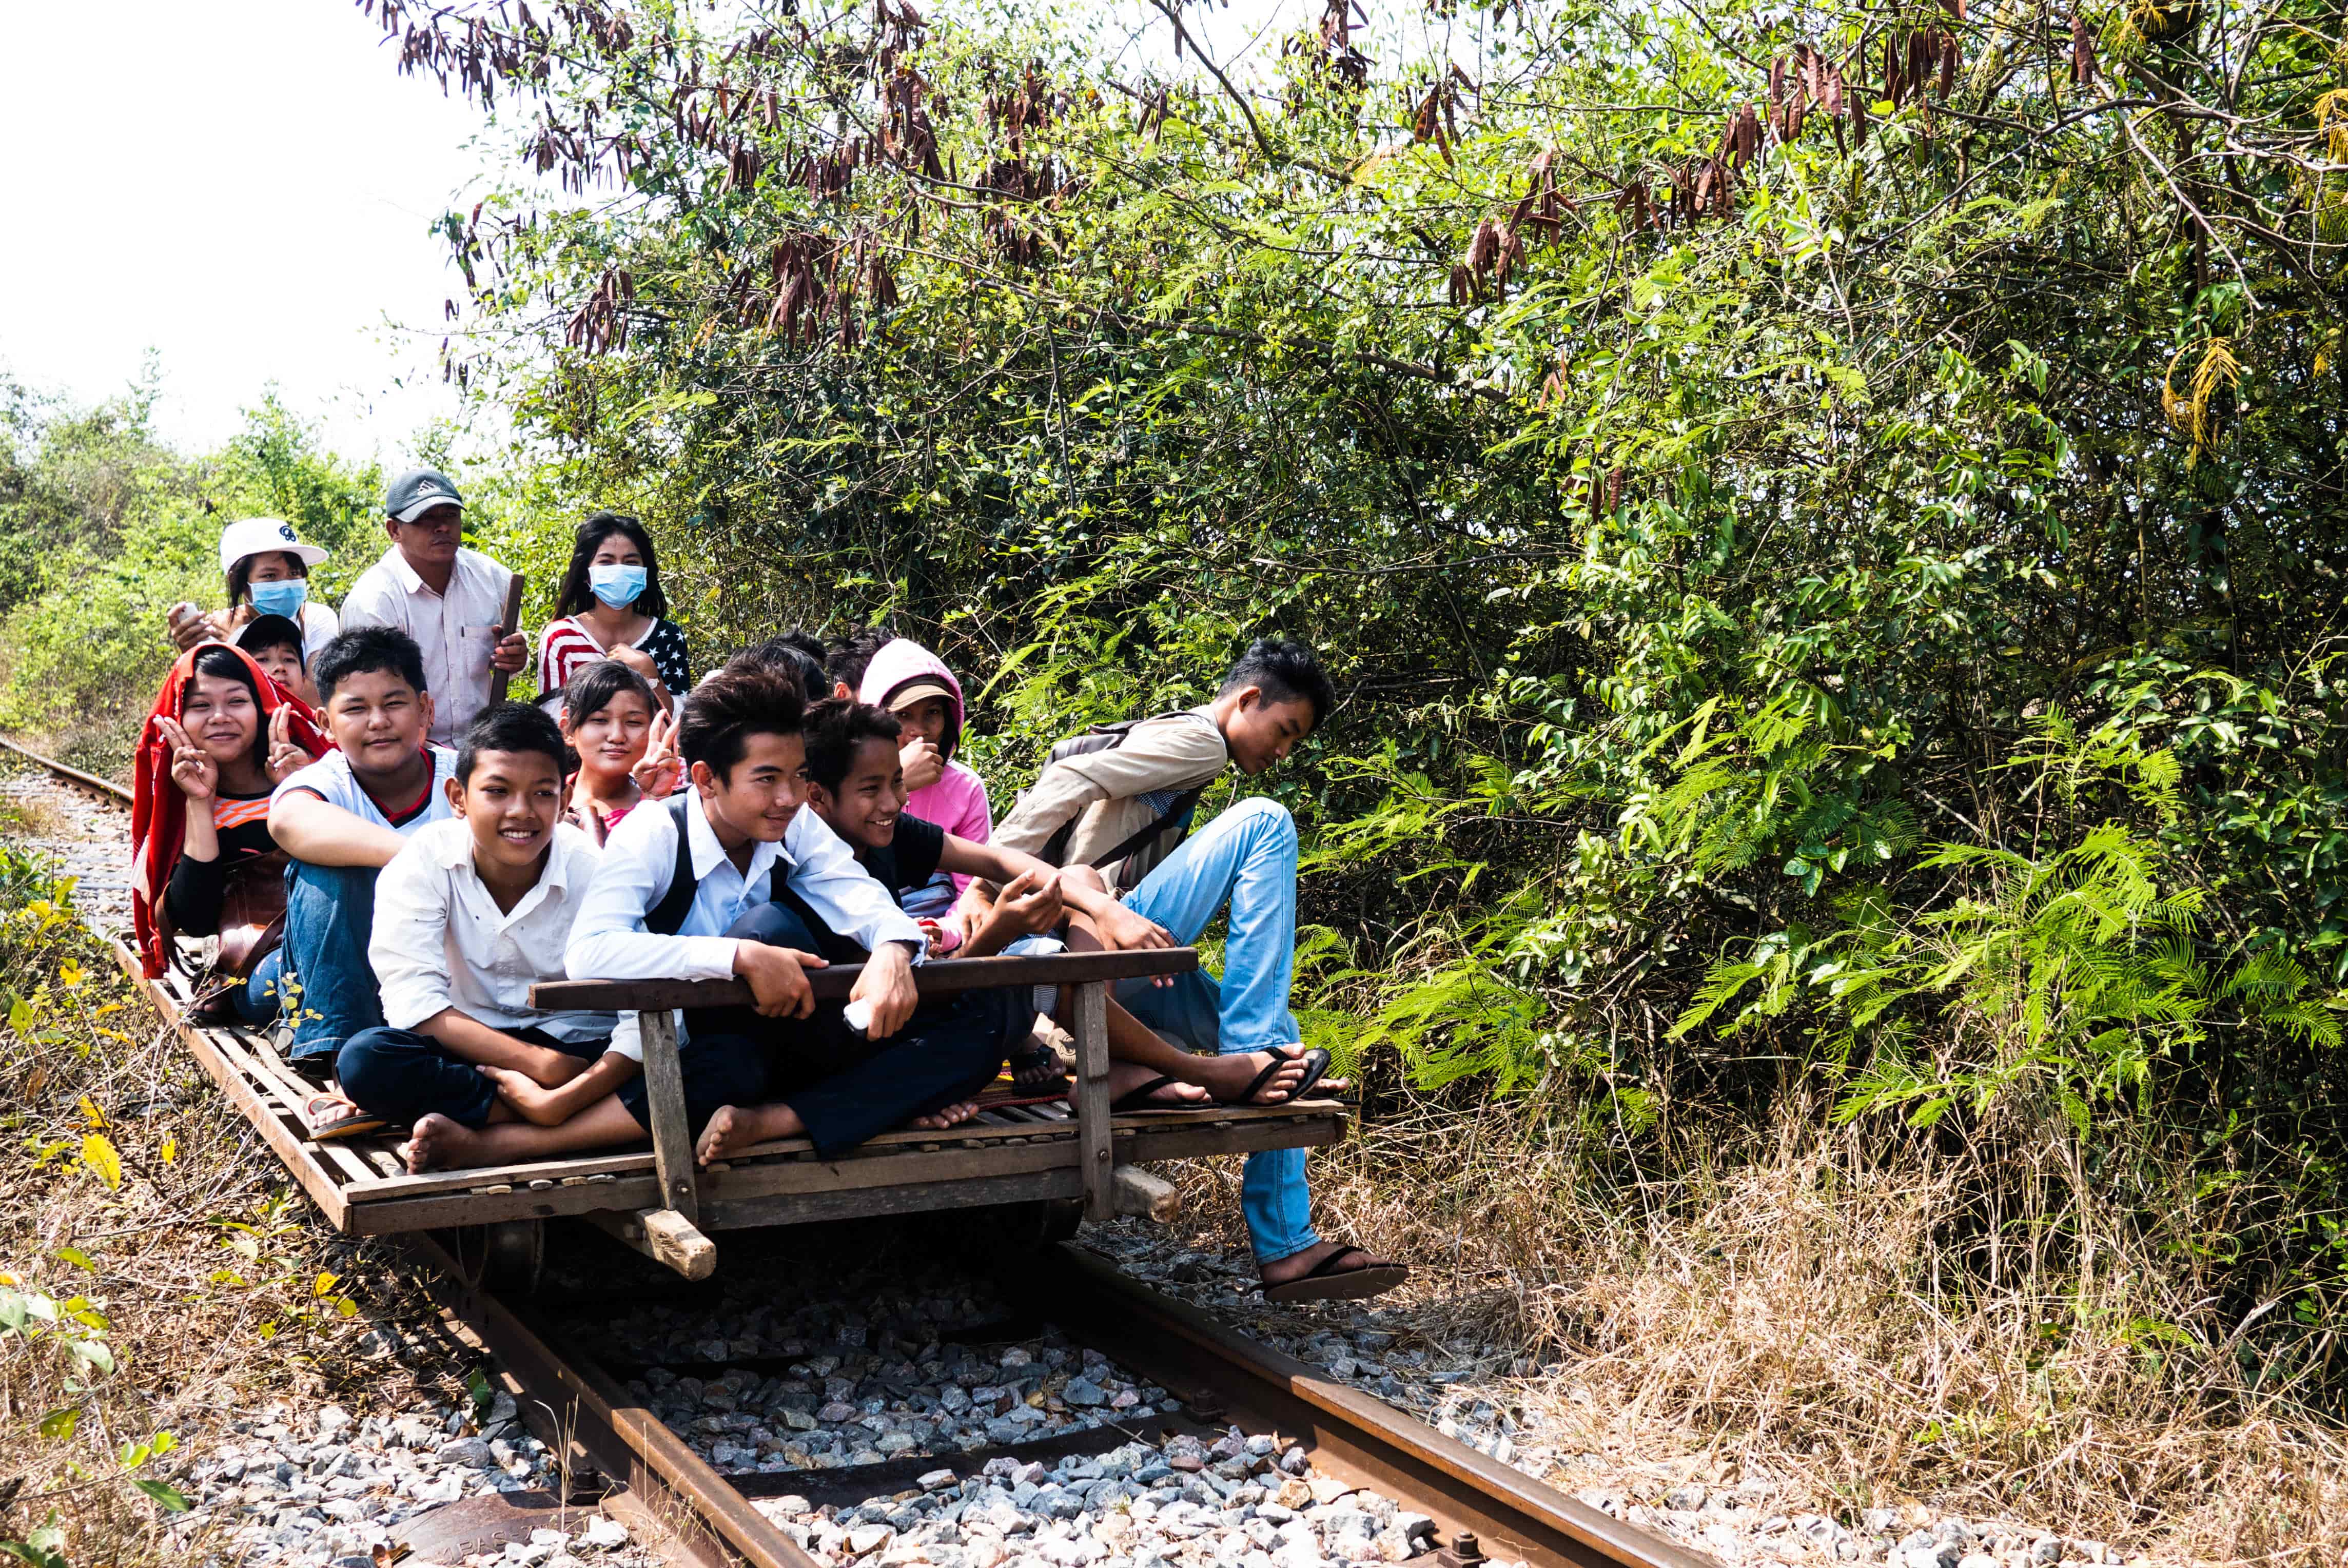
[858,637,993,897]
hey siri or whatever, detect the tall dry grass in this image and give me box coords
[1169,1087,2348,1563]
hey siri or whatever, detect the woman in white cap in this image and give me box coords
[165,516,341,661]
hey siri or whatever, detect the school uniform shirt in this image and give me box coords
[566,790,925,1045]
[991,708,1227,893]
[270,747,459,834]
[536,615,693,714]
[855,813,948,908]
[369,818,617,1048]
[339,544,521,747]
[163,790,276,936]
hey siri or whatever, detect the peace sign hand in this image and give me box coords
[155,716,218,801]
[265,706,314,783]
[632,708,682,799]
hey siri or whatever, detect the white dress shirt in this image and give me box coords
[566,790,924,1045]
[339,544,521,746]
[370,818,619,1049]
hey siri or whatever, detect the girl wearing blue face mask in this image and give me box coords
[165,516,342,663]
[537,511,693,716]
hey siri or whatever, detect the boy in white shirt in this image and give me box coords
[267,627,459,1079]
[334,704,647,1172]
[565,658,1008,1167]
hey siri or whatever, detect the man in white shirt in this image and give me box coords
[566,659,1004,1165]
[331,704,652,1170]
[266,628,459,1080]
[338,468,529,747]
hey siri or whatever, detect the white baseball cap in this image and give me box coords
[219,516,328,574]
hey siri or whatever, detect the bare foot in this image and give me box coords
[911,1100,983,1130]
[696,1102,803,1164]
[1108,1060,1210,1108]
[401,1112,481,1173]
[1187,1049,1311,1105]
[1009,1032,1068,1089]
[1259,1238,1402,1290]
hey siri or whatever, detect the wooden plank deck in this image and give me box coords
[116,937,1349,1239]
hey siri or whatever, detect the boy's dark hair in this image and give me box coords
[679,658,805,779]
[802,698,903,793]
[553,512,670,620]
[826,625,893,693]
[183,646,270,773]
[234,615,305,667]
[739,631,830,704]
[314,626,428,703]
[457,701,567,783]
[562,659,657,730]
[1219,637,1335,729]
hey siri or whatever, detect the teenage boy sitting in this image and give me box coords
[804,697,1327,1112]
[335,703,638,1170]
[986,637,1407,1303]
[267,628,459,1082]
[565,659,1007,1167]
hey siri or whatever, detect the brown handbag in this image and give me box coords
[213,849,290,979]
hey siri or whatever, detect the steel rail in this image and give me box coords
[1019,1245,1719,1568]
[0,731,132,805]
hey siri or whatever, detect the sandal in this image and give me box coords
[304,1093,388,1143]
[1232,1046,1332,1107]
[1260,1245,1410,1304]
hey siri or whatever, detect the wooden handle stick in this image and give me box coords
[487,572,526,705]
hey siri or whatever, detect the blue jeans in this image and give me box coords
[1113,797,1317,1264]
[233,950,286,1026]
[280,860,387,1067]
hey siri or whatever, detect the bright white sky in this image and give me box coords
[0,0,490,461]
[0,0,1471,463]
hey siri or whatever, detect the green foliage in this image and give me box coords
[0,396,384,771]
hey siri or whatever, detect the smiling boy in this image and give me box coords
[332,703,639,1170]
[566,659,1003,1166]
[267,628,459,1080]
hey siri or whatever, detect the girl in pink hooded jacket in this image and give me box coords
[857,637,993,920]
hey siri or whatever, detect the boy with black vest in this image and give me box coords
[987,637,1408,1303]
[565,659,1004,1165]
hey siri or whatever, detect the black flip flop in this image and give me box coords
[1109,1074,1207,1113]
[1260,1245,1410,1304]
[305,1094,389,1143]
[1232,1045,1332,1107]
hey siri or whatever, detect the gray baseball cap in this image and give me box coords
[385,467,465,523]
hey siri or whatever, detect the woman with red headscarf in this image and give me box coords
[131,643,329,1022]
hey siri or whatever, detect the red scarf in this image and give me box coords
[130,643,332,977]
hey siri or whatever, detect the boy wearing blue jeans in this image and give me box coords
[988,638,1408,1303]
[265,628,458,1087]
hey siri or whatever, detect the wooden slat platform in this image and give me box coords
[114,936,1348,1239]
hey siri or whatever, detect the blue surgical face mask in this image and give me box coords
[589,563,648,609]
[248,578,307,618]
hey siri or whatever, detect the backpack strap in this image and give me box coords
[643,795,698,937]
[1082,784,1207,873]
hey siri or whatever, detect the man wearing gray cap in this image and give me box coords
[339,468,529,747]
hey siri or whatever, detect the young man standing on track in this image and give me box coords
[339,468,529,748]
[266,629,460,1091]
[564,659,1004,1166]
[985,637,1409,1304]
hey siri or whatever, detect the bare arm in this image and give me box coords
[489,1050,638,1126]
[941,834,1172,956]
[417,1009,593,1087]
[268,790,409,868]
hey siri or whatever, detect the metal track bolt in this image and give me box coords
[1437,1533,1487,1568]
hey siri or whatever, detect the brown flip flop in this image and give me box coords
[1260,1245,1409,1304]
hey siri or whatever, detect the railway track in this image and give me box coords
[4,729,1715,1568]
